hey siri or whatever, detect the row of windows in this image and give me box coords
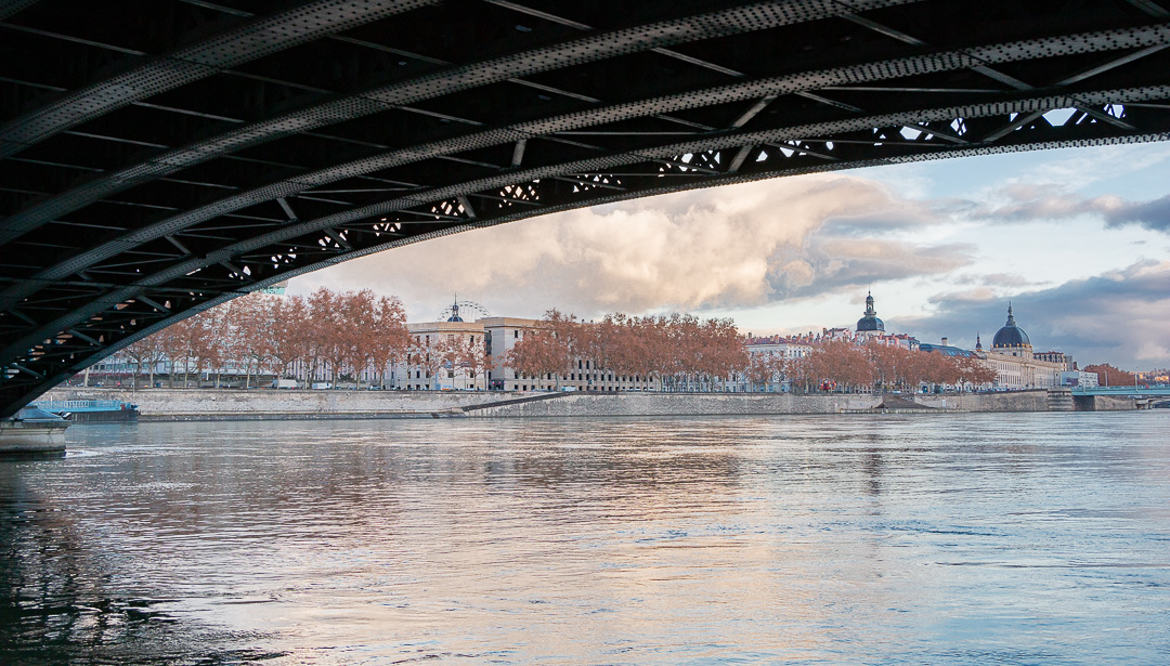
[414,334,480,344]
[513,372,648,383]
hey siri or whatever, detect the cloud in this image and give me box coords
[966,183,1170,233]
[1104,194,1170,232]
[902,260,1170,369]
[768,237,973,298]
[293,175,972,318]
[951,272,1043,288]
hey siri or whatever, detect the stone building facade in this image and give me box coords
[975,305,1064,389]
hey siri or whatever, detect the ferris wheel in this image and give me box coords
[438,298,492,322]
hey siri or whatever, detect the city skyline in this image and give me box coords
[289,141,1170,370]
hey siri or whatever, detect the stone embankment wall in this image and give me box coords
[1078,394,1138,411]
[39,387,504,420]
[911,390,1051,412]
[468,392,880,417]
[465,390,1078,417]
[37,387,1135,421]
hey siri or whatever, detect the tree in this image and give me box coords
[194,309,227,388]
[1084,363,1136,387]
[458,334,491,390]
[269,295,309,383]
[954,354,996,390]
[123,334,167,390]
[232,292,277,389]
[366,296,411,389]
[339,289,377,388]
[804,340,873,392]
[508,326,570,382]
[308,287,345,385]
[408,340,445,390]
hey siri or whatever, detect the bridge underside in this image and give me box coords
[3,0,1170,416]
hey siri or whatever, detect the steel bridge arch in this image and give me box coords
[3,0,1170,415]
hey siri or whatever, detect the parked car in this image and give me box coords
[272,379,298,389]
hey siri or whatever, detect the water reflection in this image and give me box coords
[2,412,1169,662]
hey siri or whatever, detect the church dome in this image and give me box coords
[856,291,885,333]
[992,304,1030,348]
[446,298,463,322]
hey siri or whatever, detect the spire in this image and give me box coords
[975,331,983,350]
[1005,301,1016,326]
[447,293,463,322]
[864,290,876,316]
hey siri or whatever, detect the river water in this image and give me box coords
[2,412,1169,663]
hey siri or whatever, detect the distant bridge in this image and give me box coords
[4,0,1170,416]
[1071,386,1170,397]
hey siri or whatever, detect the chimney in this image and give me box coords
[941,337,949,346]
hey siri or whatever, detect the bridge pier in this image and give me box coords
[0,420,67,455]
[0,408,68,456]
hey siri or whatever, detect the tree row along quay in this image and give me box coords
[111,290,1132,393]
[509,311,998,393]
[120,288,413,389]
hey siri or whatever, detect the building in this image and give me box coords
[395,309,487,390]
[1060,370,1099,388]
[918,337,976,358]
[977,304,1064,389]
[481,316,545,390]
[394,310,663,392]
[257,280,289,295]
[855,291,885,338]
[744,335,814,392]
[1034,350,1074,371]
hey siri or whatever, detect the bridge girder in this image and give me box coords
[3,0,1170,415]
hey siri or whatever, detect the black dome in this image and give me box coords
[992,304,1030,348]
[856,291,885,333]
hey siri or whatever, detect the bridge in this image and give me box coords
[2,0,1170,417]
[1071,386,1170,396]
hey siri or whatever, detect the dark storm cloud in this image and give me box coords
[897,261,1170,369]
[1103,194,1170,232]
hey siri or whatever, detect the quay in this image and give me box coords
[30,387,1140,423]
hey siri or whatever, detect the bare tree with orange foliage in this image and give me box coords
[268,295,309,382]
[365,295,411,389]
[1084,363,1136,387]
[953,354,997,390]
[508,327,571,382]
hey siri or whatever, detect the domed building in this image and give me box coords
[978,303,1063,389]
[991,303,1031,357]
[446,299,464,322]
[855,291,885,337]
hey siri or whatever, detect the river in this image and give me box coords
[2,412,1169,663]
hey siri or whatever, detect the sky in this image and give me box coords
[290,141,1170,371]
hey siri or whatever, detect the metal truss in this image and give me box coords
[3,0,1170,416]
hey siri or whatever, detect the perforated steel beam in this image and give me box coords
[6,22,1168,314]
[0,0,918,248]
[0,0,435,159]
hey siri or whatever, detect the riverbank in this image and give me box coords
[36,387,1137,421]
